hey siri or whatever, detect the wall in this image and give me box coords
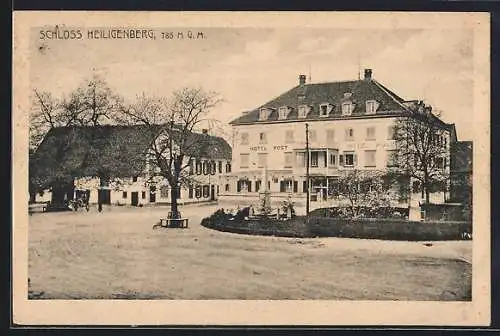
[231,116,400,171]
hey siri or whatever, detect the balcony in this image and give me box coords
[293,148,340,177]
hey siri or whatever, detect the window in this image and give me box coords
[188,186,194,199]
[237,180,251,193]
[195,186,202,198]
[280,180,293,193]
[285,130,294,144]
[122,191,127,199]
[196,160,202,175]
[342,103,352,116]
[387,126,395,139]
[225,184,230,192]
[218,161,222,174]
[364,150,376,167]
[366,100,378,114]
[296,152,306,167]
[203,160,209,175]
[412,181,421,193]
[141,191,146,199]
[240,153,249,168]
[345,128,354,141]
[257,153,267,168]
[226,163,232,173]
[203,185,210,198]
[341,153,355,167]
[284,152,293,168]
[241,132,249,145]
[278,106,290,120]
[309,130,317,142]
[386,150,397,167]
[329,153,336,166]
[366,127,376,140]
[293,181,298,193]
[259,108,271,121]
[326,129,335,142]
[436,157,445,169]
[310,152,319,167]
[210,161,216,175]
[298,105,308,118]
[259,132,267,144]
[319,104,329,117]
[160,186,169,198]
[255,180,262,192]
[189,159,194,175]
[303,180,308,193]
[132,176,138,182]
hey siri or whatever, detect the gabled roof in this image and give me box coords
[229,78,409,125]
[31,125,232,188]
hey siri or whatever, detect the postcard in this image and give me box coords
[12,11,490,326]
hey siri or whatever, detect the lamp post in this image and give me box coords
[305,123,310,216]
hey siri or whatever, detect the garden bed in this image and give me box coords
[201,208,472,241]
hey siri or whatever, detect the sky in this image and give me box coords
[30,27,474,140]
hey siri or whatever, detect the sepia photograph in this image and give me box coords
[12,11,490,325]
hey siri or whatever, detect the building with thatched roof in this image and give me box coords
[30,125,232,207]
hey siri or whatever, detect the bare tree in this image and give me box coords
[30,75,124,205]
[391,109,450,204]
[30,75,122,151]
[333,169,397,218]
[119,87,222,219]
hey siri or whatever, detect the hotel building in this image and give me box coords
[219,69,455,209]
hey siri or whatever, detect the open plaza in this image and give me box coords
[28,202,471,301]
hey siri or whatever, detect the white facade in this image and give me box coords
[220,115,451,208]
[34,157,231,207]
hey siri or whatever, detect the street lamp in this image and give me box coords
[305,123,310,216]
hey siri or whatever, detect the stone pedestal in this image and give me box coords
[409,198,421,221]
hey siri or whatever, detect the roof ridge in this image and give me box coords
[372,80,410,111]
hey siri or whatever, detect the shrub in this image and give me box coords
[201,209,309,237]
[201,209,471,241]
[307,217,472,241]
[309,207,409,219]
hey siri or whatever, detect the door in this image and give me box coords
[210,185,215,200]
[98,189,111,205]
[149,186,156,203]
[131,192,139,206]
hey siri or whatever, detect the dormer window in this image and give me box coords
[366,100,379,114]
[319,103,330,117]
[298,105,310,119]
[343,92,352,99]
[278,106,291,120]
[342,102,353,116]
[259,108,272,121]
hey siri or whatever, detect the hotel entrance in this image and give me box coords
[310,177,339,203]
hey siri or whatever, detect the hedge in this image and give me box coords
[307,217,472,241]
[201,209,472,241]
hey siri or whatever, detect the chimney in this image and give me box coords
[364,69,372,80]
[299,74,307,86]
[202,129,208,135]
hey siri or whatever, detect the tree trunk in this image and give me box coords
[170,184,179,219]
[29,190,36,204]
[424,171,430,204]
